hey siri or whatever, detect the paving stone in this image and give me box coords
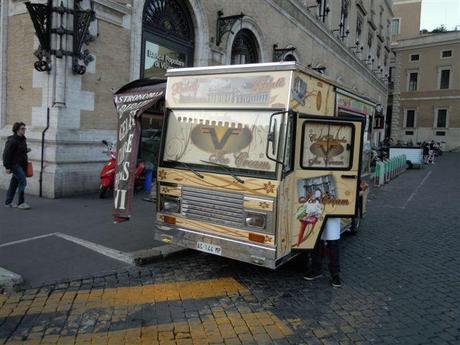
[1,156,460,343]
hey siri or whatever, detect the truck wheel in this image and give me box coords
[99,185,109,199]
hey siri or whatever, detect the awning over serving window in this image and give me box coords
[112,78,166,223]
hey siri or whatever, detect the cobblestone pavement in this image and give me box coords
[1,154,459,345]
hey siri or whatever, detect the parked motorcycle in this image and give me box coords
[99,140,144,198]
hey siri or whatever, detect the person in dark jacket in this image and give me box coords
[2,122,31,209]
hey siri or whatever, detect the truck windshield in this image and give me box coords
[161,109,279,176]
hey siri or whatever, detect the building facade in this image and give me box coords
[389,0,460,150]
[0,0,393,197]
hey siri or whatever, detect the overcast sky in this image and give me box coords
[420,0,460,31]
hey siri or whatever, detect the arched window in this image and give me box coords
[142,0,194,77]
[231,29,260,65]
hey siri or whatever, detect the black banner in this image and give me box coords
[112,80,166,223]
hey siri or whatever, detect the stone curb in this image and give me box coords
[0,266,23,289]
[131,244,186,266]
[3,245,187,292]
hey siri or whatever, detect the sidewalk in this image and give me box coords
[0,191,182,289]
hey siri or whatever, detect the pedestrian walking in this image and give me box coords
[422,142,429,164]
[2,122,31,209]
[428,140,435,164]
[304,217,342,287]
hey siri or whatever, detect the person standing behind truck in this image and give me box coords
[2,122,31,209]
[304,218,342,288]
[428,140,435,164]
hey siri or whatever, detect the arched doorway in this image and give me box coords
[231,29,260,64]
[141,0,195,78]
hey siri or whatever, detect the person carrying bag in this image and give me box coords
[2,122,32,209]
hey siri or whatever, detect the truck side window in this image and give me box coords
[301,121,354,169]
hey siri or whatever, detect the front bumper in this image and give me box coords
[155,222,278,269]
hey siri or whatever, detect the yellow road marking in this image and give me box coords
[12,311,292,345]
[1,278,247,317]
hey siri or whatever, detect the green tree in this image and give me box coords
[432,25,447,33]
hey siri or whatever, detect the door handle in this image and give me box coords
[341,174,357,179]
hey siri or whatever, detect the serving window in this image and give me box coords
[301,121,354,170]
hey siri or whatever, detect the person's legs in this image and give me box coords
[5,174,19,205]
[327,240,340,276]
[311,240,324,273]
[304,240,324,280]
[327,240,341,287]
[144,169,153,193]
[11,165,27,206]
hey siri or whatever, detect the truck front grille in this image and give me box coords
[181,186,244,228]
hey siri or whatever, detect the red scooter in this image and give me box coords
[99,140,144,198]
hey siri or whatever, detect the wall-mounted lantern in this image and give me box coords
[25,1,52,72]
[215,10,245,46]
[25,0,96,75]
[308,63,327,73]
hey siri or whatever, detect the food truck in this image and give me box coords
[113,62,375,269]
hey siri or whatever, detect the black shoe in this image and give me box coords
[303,271,323,281]
[331,275,342,288]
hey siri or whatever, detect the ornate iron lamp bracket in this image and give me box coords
[216,10,244,46]
[273,44,296,62]
[25,1,52,72]
[25,0,96,75]
[72,8,95,74]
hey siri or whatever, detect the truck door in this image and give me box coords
[291,114,364,250]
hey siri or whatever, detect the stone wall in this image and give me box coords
[6,14,41,126]
[80,20,131,131]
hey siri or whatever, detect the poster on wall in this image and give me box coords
[144,41,186,77]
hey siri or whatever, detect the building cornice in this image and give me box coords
[392,33,460,50]
[385,0,395,17]
[280,0,387,95]
[92,0,131,28]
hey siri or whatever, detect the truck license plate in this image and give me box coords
[196,241,222,256]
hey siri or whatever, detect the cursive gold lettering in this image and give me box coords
[234,152,271,170]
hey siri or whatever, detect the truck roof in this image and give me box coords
[165,62,377,106]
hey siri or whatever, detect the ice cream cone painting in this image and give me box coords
[293,175,337,247]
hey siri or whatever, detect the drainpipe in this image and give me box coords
[39,107,50,197]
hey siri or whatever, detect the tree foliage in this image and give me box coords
[431,25,448,33]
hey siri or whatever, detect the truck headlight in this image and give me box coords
[245,212,266,229]
[160,196,181,214]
